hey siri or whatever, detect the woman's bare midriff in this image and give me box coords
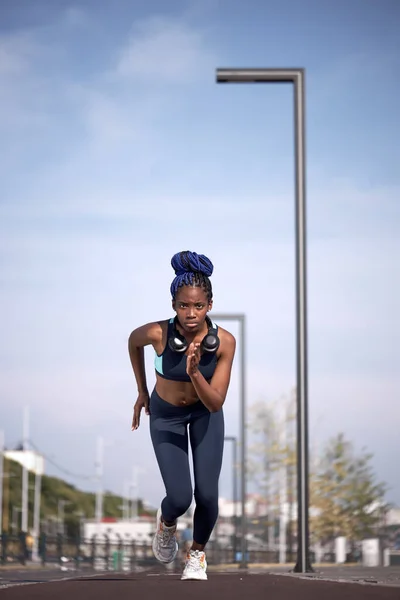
[155,374,200,407]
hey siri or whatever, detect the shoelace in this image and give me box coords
[186,552,204,571]
[160,528,174,547]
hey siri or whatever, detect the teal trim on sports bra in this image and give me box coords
[154,353,163,376]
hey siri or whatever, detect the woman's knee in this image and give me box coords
[194,487,218,511]
[166,490,193,516]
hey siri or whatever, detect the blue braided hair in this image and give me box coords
[170,251,214,302]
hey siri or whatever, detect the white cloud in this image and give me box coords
[77,92,161,159]
[0,12,216,172]
[79,16,215,154]
[115,16,214,82]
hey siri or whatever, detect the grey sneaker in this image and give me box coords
[152,508,178,563]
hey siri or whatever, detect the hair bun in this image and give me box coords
[171,251,213,278]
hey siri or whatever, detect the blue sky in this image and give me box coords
[1,0,399,510]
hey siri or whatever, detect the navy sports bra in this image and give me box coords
[154,318,219,382]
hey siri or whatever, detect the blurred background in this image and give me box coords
[0,0,399,570]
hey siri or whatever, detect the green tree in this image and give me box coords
[342,451,388,542]
[310,433,388,545]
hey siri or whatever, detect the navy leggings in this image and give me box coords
[149,388,224,545]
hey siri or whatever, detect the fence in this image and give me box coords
[0,533,30,566]
[0,533,158,570]
[2,533,398,570]
[0,533,295,569]
[0,532,334,570]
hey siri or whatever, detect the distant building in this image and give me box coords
[83,515,193,545]
[218,494,299,520]
[4,449,45,475]
[386,508,400,526]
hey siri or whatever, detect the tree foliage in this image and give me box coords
[248,393,389,546]
[310,433,388,543]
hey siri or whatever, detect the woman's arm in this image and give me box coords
[187,329,236,412]
[128,322,162,390]
[128,322,162,429]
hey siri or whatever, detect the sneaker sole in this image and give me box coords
[181,574,208,581]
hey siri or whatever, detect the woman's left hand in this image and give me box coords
[186,342,201,377]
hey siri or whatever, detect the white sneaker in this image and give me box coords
[152,508,178,564]
[181,550,208,581]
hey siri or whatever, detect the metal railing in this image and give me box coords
[3,533,398,570]
[0,532,296,569]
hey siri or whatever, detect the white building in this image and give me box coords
[4,449,45,475]
[218,494,299,520]
[83,515,193,545]
[386,508,400,526]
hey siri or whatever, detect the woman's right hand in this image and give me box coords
[131,391,150,431]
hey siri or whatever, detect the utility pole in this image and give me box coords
[224,436,238,561]
[95,436,104,530]
[130,467,137,520]
[32,468,42,561]
[130,466,144,520]
[0,430,3,534]
[123,480,129,520]
[22,406,29,533]
[279,407,288,564]
[74,510,85,540]
[58,499,71,535]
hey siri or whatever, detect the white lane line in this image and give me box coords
[0,571,108,591]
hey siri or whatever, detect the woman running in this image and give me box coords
[128,250,236,580]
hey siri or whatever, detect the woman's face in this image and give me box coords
[172,285,212,334]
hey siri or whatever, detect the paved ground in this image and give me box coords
[1,565,400,599]
[228,563,400,587]
[264,565,400,588]
[0,566,96,589]
[205,562,400,585]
